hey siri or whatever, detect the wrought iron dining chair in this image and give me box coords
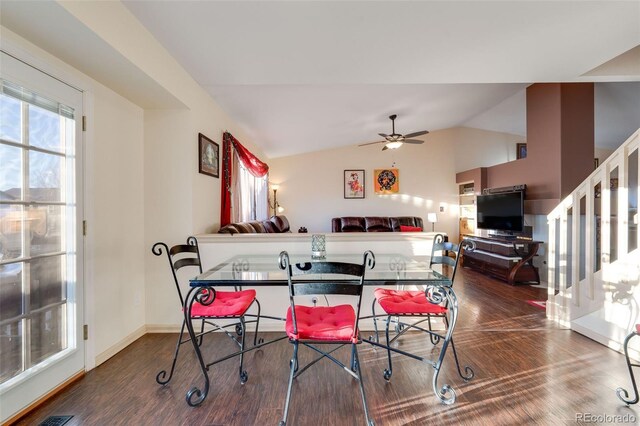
[370,234,474,403]
[616,325,640,405]
[152,236,262,386]
[278,250,376,426]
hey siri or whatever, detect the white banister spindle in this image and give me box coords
[547,213,557,319]
[547,128,640,351]
[618,146,630,257]
[559,204,568,311]
[571,191,580,307]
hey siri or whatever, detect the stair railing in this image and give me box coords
[547,128,639,351]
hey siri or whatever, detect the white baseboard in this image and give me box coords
[145,324,182,333]
[95,325,147,366]
[96,317,446,366]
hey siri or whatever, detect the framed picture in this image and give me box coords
[344,170,365,199]
[516,143,527,159]
[198,133,219,178]
[374,168,399,194]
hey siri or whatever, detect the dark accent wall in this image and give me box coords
[455,167,487,194]
[465,83,594,215]
[560,84,596,197]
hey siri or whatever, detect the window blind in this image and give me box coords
[1,79,75,119]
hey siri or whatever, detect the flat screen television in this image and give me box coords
[476,191,524,233]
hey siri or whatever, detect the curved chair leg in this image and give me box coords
[617,331,640,405]
[351,343,357,372]
[184,289,210,407]
[353,344,375,426]
[383,316,393,381]
[427,316,440,345]
[444,316,474,381]
[280,342,299,426]
[156,320,186,385]
[370,298,380,343]
[253,298,264,346]
[198,318,205,347]
[432,362,456,405]
[238,318,248,384]
[448,338,475,381]
[394,316,404,333]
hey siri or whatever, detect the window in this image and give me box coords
[233,153,268,222]
[0,80,78,385]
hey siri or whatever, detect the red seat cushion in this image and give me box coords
[190,289,256,317]
[374,288,447,315]
[636,324,640,334]
[286,305,357,342]
[400,225,422,232]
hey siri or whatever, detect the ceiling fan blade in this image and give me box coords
[378,133,389,138]
[358,140,385,147]
[403,130,429,138]
[403,139,425,144]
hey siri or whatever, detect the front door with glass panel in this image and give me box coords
[0,52,84,422]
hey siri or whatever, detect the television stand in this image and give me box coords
[493,233,518,240]
[461,235,541,285]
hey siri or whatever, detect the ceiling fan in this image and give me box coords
[359,114,429,151]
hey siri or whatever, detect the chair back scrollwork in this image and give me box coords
[278,250,375,340]
[429,234,474,285]
[152,236,202,306]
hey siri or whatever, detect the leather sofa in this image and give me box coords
[331,216,424,232]
[218,215,291,235]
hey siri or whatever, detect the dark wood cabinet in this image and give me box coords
[461,235,541,285]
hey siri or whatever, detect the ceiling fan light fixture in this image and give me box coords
[385,141,403,150]
[358,114,428,150]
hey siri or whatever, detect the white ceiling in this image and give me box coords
[0,1,185,109]
[121,0,639,157]
[3,1,639,157]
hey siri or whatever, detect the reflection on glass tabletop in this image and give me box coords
[191,253,449,287]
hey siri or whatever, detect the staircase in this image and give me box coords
[547,129,639,354]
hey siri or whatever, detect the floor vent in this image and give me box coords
[39,415,73,426]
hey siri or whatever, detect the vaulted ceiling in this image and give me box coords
[3,1,639,157]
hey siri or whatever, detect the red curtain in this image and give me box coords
[230,135,269,178]
[220,132,269,226]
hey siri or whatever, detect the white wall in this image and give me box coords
[596,147,615,164]
[142,106,266,327]
[453,126,526,173]
[269,128,458,236]
[269,127,525,238]
[89,84,145,361]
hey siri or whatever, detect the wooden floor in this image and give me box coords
[16,268,640,425]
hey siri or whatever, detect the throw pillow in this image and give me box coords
[400,225,422,232]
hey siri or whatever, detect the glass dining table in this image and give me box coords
[183,252,463,407]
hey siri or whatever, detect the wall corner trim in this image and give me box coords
[94,325,147,367]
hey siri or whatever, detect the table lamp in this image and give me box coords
[427,213,438,232]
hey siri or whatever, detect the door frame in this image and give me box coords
[0,42,94,422]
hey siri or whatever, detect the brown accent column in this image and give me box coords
[559,84,595,197]
[455,167,487,194]
[483,83,594,214]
